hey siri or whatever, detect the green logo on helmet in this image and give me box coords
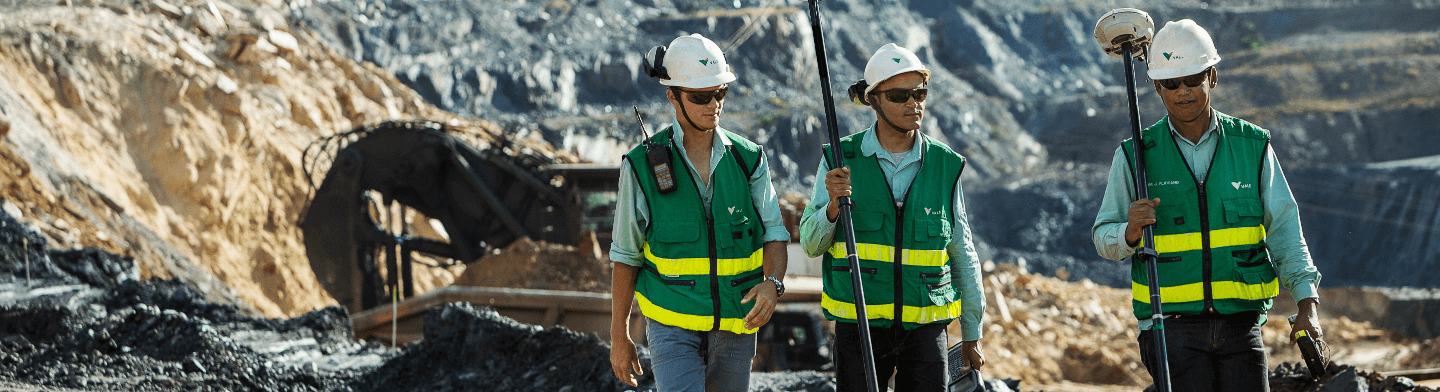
[1163,52,1173,60]
[892,58,901,63]
[700,58,710,66]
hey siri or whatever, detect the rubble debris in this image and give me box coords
[1271,362,1439,392]
[975,262,1440,389]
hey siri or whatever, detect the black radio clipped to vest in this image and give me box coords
[634,107,677,194]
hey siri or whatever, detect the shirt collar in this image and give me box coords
[1166,109,1220,146]
[859,125,925,163]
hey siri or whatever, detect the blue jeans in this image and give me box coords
[645,317,756,392]
[1138,311,1268,392]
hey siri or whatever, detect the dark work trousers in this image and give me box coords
[1138,311,1268,392]
[834,321,948,392]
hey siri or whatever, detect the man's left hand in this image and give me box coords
[961,340,986,371]
[1291,298,1323,345]
[741,281,778,330]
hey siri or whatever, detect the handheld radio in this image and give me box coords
[1288,314,1329,378]
[633,107,677,194]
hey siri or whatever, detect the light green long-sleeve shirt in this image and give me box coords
[609,120,790,268]
[798,128,985,341]
[1091,110,1322,329]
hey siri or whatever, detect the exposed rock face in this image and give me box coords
[0,0,581,317]
[1289,157,1440,289]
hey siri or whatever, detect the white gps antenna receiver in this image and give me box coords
[1094,8,1155,61]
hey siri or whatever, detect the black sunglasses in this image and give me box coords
[1157,67,1212,90]
[870,88,928,104]
[673,86,728,105]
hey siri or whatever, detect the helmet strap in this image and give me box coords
[874,103,907,136]
[673,88,715,133]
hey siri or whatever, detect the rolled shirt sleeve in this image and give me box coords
[749,151,792,244]
[609,159,648,267]
[1259,146,1322,302]
[799,160,839,258]
[949,175,985,341]
[1093,147,1139,262]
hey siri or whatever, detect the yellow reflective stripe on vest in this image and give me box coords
[826,243,948,267]
[1150,226,1266,254]
[820,293,962,325]
[635,291,758,334]
[643,243,764,276]
[1132,276,1280,304]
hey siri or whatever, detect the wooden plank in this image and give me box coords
[1383,368,1440,381]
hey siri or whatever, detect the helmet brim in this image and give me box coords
[1147,57,1220,80]
[864,68,930,96]
[661,72,737,89]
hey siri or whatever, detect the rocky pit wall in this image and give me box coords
[0,0,582,318]
[292,0,1440,289]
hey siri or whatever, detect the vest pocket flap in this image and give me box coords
[913,218,950,242]
[1222,199,1263,224]
[653,221,700,243]
[851,211,884,232]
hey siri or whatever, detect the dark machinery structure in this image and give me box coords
[298,121,832,373]
[299,121,591,312]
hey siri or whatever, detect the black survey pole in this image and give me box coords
[805,1,880,391]
[1122,42,1172,392]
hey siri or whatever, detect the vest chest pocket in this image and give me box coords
[851,211,884,232]
[1233,263,1278,301]
[1154,205,1188,232]
[1222,198,1263,224]
[653,221,701,243]
[1232,247,1272,269]
[919,271,957,306]
[912,218,950,243]
[718,215,753,249]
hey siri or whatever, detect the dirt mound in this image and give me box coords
[0,0,575,319]
[451,235,610,293]
[974,262,1438,389]
[1402,339,1440,368]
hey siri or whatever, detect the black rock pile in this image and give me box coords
[0,205,843,391]
[354,302,634,391]
[1270,362,1437,392]
[0,207,392,391]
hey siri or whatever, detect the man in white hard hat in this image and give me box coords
[609,33,789,392]
[799,43,986,392]
[1091,19,1325,391]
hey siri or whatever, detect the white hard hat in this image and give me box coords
[1147,19,1221,80]
[644,34,736,88]
[862,43,930,96]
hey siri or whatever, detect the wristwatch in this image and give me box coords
[765,276,785,297]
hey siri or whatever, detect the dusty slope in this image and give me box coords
[0,0,568,317]
[972,263,1439,388]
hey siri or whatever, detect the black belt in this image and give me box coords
[1171,310,1260,322]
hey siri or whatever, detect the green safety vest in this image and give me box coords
[1121,112,1278,321]
[820,130,966,329]
[625,126,767,334]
